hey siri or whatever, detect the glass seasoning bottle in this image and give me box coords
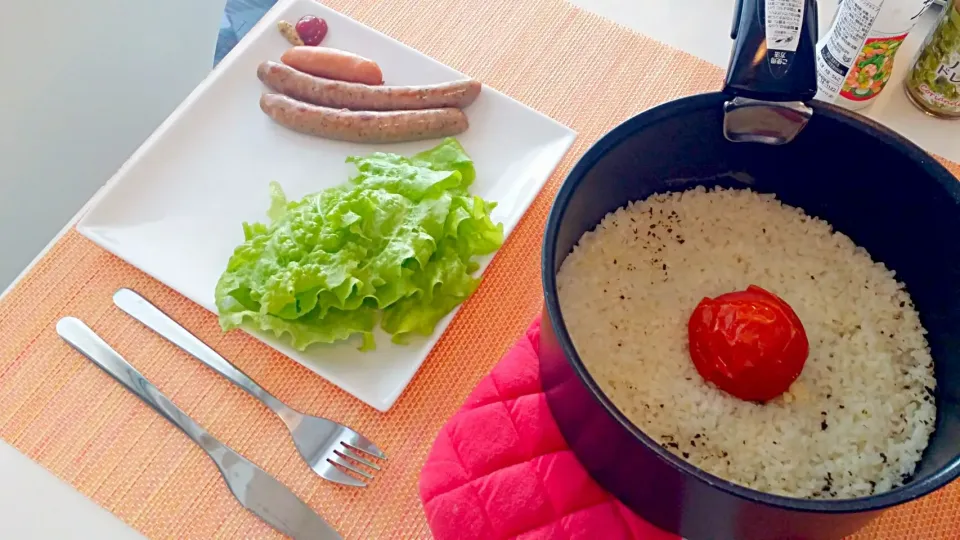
[905,0,960,117]
[815,0,935,110]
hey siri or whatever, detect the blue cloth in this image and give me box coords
[215,0,279,65]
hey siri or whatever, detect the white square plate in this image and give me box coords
[77,0,575,411]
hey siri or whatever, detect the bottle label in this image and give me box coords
[766,0,806,54]
[907,3,960,115]
[815,0,884,102]
[917,51,960,109]
[839,34,907,101]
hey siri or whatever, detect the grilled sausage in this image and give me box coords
[281,46,383,85]
[259,93,469,143]
[257,61,481,111]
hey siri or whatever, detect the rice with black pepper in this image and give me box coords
[556,187,936,499]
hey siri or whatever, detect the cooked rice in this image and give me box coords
[556,187,936,499]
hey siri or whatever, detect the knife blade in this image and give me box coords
[214,447,342,540]
[56,317,342,540]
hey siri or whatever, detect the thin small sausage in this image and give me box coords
[259,93,469,143]
[281,46,383,85]
[257,61,481,111]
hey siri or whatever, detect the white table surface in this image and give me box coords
[0,0,226,297]
[1,0,957,538]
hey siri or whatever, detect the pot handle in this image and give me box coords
[725,0,819,102]
[723,0,818,144]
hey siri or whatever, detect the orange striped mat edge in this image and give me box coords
[2,0,959,538]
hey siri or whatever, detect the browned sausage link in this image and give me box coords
[260,93,469,143]
[257,61,481,111]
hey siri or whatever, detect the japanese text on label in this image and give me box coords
[766,0,806,53]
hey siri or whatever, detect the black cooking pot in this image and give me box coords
[539,1,960,539]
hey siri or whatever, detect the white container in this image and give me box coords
[815,0,935,109]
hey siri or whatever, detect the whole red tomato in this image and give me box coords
[688,285,809,402]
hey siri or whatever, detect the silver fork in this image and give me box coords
[113,288,385,487]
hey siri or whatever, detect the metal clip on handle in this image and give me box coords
[723,0,819,145]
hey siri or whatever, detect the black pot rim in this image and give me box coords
[541,91,960,514]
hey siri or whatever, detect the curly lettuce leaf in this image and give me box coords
[215,138,503,350]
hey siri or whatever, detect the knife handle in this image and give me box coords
[56,317,223,455]
[112,289,300,426]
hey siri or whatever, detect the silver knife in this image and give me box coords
[56,317,342,540]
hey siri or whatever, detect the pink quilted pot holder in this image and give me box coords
[419,318,679,540]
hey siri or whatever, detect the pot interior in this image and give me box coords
[545,92,960,501]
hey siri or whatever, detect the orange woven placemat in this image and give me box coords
[2,0,959,538]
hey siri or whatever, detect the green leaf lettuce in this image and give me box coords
[214,138,503,350]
